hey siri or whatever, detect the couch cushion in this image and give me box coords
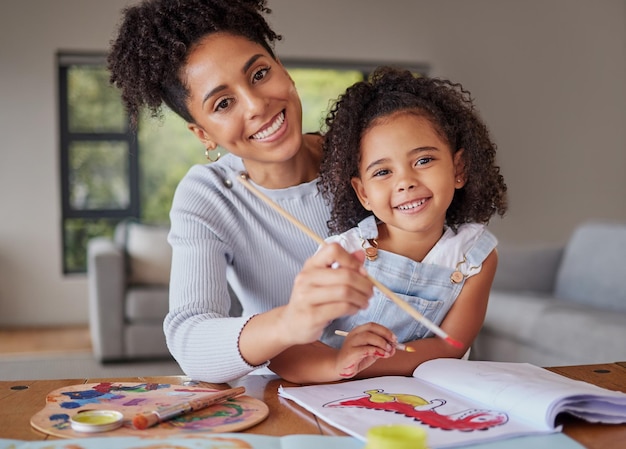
[484,291,556,341]
[530,300,626,363]
[125,223,171,286]
[481,291,626,365]
[125,287,170,321]
[554,221,626,311]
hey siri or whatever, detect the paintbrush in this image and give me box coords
[132,386,245,430]
[236,173,463,349]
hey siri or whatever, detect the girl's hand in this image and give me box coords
[280,243,373,345]
[335,323,397,379]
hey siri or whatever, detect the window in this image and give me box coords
[58,54,138,273]
[58,52,427,273]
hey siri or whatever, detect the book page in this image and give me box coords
[279,376,552,448]
[413,359,626,428]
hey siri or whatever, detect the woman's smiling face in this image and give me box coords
[184,32,303,164]
[351,112,465,239]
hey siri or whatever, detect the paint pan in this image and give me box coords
[70,410,124,433]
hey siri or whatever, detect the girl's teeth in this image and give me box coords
[398,199,425,210]
[252,112,285,140]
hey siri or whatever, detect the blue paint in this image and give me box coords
[49,413,69,422]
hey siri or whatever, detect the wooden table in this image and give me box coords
[1,362,625,448]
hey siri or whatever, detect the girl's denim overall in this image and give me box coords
[320,216,497,348]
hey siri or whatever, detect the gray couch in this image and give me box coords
[87,221,172,361]
[87,221,242,362]
[472,221,626,366]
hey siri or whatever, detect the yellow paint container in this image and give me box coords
[70,410,124,433]
[364,424,428,449]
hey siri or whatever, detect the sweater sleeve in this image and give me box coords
[164,164,266,382]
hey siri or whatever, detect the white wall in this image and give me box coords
[1,0,625,326]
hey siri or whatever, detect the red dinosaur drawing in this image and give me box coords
[324,388,508,432]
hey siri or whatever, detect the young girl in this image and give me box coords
[273,66,508,383]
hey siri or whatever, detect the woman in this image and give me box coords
[108,0,373,383]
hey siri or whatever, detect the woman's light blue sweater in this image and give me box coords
[164,153,330,382]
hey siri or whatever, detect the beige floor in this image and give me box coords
[0,325,91,355]
[0,326,184,381]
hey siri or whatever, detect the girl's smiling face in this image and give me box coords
[184,32,303,167]
[351,112,465,241]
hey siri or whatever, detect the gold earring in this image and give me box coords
[205,147,221,162]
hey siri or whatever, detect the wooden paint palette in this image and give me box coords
[31,381,269,439]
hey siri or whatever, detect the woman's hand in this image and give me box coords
[281,243,374,345]
[335,323,397,379]
[239,243,373,370]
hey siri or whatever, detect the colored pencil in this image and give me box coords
[132,386,246,430]
[236,173,463,349]
[334,329,416,352]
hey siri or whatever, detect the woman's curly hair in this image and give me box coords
[319,66,508,235]
[108,0,281,127]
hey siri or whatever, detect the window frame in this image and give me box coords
[58,52,140,221]
[58,52,140,274]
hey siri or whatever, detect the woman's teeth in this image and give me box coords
[397,199,426,210]
[251,112,285,140]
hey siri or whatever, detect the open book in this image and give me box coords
[279,358,626,448]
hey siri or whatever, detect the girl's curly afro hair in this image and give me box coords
[108,0,281,127]
[319,66,508,235]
